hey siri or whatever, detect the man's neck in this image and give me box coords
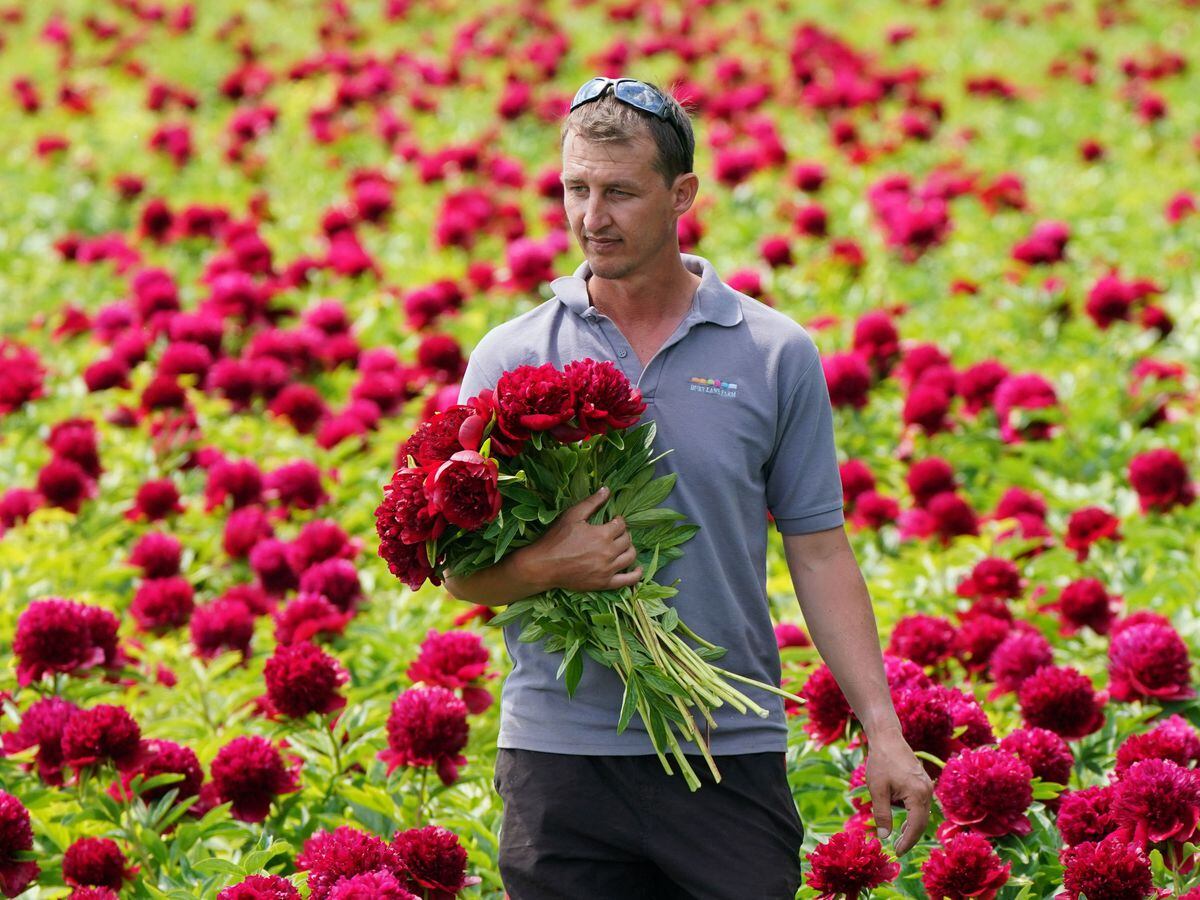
[586,256,702,330]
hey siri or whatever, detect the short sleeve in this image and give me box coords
[764,354,845,534]
[457,348,502,405]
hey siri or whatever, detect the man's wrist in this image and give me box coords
[509,544,548,595]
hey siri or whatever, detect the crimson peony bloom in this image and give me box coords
[0,339,47,416]
[298,558,362,613]
[398,406,473,469]
[887,614,956,667]
[1011,220,1069,265]
[1112,758,1200,853]
[125,478,185,522]
[262,641,349,719]
[1128,447,1196,513]
[822,351,872,408]
[37,456,97,513]
[890,687,955,775]
[327,870,418,899]
[1061,834,1160,899]
[799,663,853,745]
[920,831,1011,900]
[407,629,494,714]
[425,450,501,531]
[1064,506,1122,561]
[216,873,302,899]
[955,360,1010,416]
[906,457,957,507]
[563,358,647,437]
[131,576,195,632]
[63,836,136,889]
[209,735,299,823]
[493,363,576,441]
[955,556,1023,601]
[265,460,330,511]
[935,746,1034,838]
[805,828,900,898]
[273,593,353,645]
[391,825,481,900]
[62,705,142,771]
[249,539,301,595]
[992,373,1059,443]
[223,505,275,559]
[1108,623,1195,703]
[190,598,255,660]
[988,628,1053,697]
[113,738,204,804]
[287,520,360,574]
[64,887,121,899]
[128,531,183,579]
[1049,577,1120,636]
[775,622,811,649]
[999,727,1073,789]
[1018,665,1106,739]
[1,696,79,785]
[951,611,1011,674]
[297,825,404,900]
[1057,784,1120,847]
[1115,715,1200,775]
[13,598,118,686]
[0,790,40,897]
[378,686,469,786]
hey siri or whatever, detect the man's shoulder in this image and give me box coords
[726,289,821,361]
[468,296,563,367]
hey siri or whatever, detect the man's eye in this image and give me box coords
[610,190,628,196]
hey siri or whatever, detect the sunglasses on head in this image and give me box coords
[570,77,689,149]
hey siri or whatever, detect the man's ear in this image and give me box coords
[671,172,700,217]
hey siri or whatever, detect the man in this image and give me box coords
[443,76,933,900]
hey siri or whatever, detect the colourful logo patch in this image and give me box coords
[688,376,738,398]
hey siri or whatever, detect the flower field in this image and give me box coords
[1,0,1199,897]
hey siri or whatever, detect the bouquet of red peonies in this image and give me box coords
[375,358,804,790]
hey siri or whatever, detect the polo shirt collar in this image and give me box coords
[551,252,744,328]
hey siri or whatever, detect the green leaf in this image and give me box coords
[486,599,535,628]
[617,676,641,733]
[626,508,683,526]
[661,607,679,632]
[564,648,584,698]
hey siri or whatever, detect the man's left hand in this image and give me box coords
[864,729,935,856]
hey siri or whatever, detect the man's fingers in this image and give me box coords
[567,486,609,521]
[608,566,642,588]
[871,790,893,843]
[894,790,931,855]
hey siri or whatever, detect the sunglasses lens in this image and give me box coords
[615,80,666,116]
[571,77,610,109]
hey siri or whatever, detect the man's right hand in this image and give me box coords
[514,486,644,593]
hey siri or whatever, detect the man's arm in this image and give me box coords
[781,524,933,855]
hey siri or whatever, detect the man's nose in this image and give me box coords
[583,194,611,233]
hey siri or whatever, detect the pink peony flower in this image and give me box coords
[1108,623,1195,703]
[935,746,1034,838]
[1059,834,1156,900]
[1128,448,1195,513]
[1057,784,1120,847]
[378,687,469,786]
[407,629,494,714]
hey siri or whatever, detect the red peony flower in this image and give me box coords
[920,831,1011,900]
[128,531,183,579]
[37,456,97,513]
[13,598,117,686]
[216,873,303,899]
[775,622,811,649]
[190,598,256,660]
[1049,577,1120,636]
[209,735,300,822]
[935,746,1034,838]
[800,663,853,745]
[805,827,900,898]
[297,825,404,900]
[564,358,647,437]
[1059,834,1157,900]
[398,406,474,468]
[286,519,360,575]
[1,696,79,785]
[493,363,575,441]
[125,478,185,522]
[265,460,330,511]
[999,727,1073,789]
[262,641,349,719]
[63,836,136,889]
[273,593,353,645]
[376,466,446,541]
[1128,448,1196,513]
[1057,784,1120,847]
[407,629,494,714]
[822,351,872,408]
[1018,665,1106,739]
[249,539,301,595]
[1108,623,1195,703]
[951,612,1011,674]
[391,825,481,900]
[0,790,40,897]
[987,628,1054,697]
[955,556,1023,601]
[1112,758,1200,849]
[890,687,955,774]
[0,339,48,416]
[425,450,501,530]
[131,576,195,632]
[378,686,469,786]
[327,870,418,899]
[223,505,275,559]
[1115,714,1200,775]
[887,614,956,667]
[62,705,142,771]
[298,558,363,613]
[1070,508,1123,564]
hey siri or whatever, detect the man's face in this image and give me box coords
[560,128,692,281]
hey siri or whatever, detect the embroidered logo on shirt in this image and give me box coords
[688,376,738,398]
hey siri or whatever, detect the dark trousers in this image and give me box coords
[493,748,805,900]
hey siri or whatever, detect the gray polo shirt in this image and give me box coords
[456,252,844,755]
